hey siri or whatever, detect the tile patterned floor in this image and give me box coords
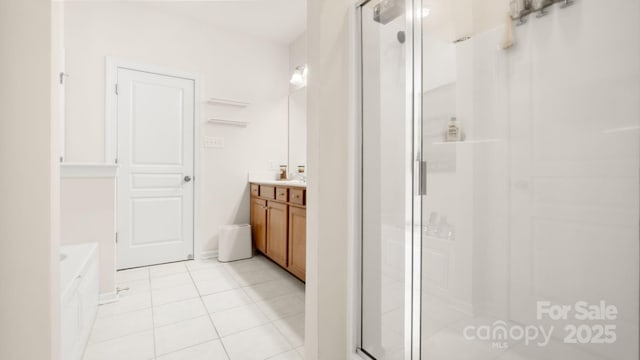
[83,255,305,360]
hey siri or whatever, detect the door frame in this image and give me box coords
[104,57,203,262]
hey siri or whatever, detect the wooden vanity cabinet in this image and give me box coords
[250,182,306,281]
[266,201,288,268]
[290,188,305,206]
[287,206,306,280]
[250,184,259,197]
[251,198,267,253]
[276,187,288,202]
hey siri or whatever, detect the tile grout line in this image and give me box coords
[152,263,220,357]
[84,270,155,354]
[187,260,233,360]
[269,312,304,357]
[151,262,221,357]
[115,257,303,359]
[86,328,153,347]
[94,298,153,320]
[194,258,303,358]
[235,270,304,358]
[155,338,221,359]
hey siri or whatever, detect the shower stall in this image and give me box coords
[357,0,639,359]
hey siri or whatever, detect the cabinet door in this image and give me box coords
[288,206,306,281]
[266,201,288,267]
[251,198,268,253]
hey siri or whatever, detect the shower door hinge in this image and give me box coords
[115,232,118,244]
[114,83,119,95]
[418,160,427,196]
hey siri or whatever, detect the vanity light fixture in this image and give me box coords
[290,65,308,88]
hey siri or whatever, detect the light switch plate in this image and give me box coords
[204,136,224,148]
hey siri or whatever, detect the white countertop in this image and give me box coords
[250,179,307,188]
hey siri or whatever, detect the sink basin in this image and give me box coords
[59,253,67,262]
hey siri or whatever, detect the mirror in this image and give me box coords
[288,88,307,177]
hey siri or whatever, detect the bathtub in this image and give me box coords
[60,243,99,360]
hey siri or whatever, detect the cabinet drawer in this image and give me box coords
[250,184,259,197]
[276,187,288,202]
[260,185,276,199]
[290,188,305,206]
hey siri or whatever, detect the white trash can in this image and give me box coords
[218,224,252,262]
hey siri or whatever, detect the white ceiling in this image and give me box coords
[66,0,307,45]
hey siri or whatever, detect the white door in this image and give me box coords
[116,68,195,270]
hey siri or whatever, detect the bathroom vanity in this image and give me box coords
[250,181,306,281]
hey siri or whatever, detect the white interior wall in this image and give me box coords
[289,32,308,93]
[63,2,290,255]
[289,88,308,171]
[0,0,59,359]
[50,4,63,358]
[306,0,354,359]
[288,32,308,172]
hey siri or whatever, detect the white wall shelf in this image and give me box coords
[207,118,249,127]
[204,97,250,108]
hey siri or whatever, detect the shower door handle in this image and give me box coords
[418,161,427,196]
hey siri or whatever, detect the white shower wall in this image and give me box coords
[421,1,639,359]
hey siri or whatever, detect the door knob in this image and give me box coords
[184,176,192,183]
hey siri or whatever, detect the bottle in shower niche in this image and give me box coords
[445,117,463,142]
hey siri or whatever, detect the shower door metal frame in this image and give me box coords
[355,0,423,358]
[409,1,423,360]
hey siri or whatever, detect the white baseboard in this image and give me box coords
[199,250,219,260]
[99,291,119,305]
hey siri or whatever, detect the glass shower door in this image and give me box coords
[420,1,639,359]
[359,0,420,358]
